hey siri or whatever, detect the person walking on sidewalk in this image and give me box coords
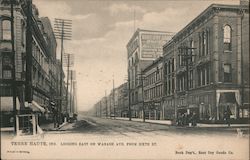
[224,106,232,127]
[190,111,198,127]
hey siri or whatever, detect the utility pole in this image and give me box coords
[54,18,72,126]
[10,0,17,134]
[112,76,116,119]
[69,70,75,116]
[64,54,74,114]
[99,101,102,117]
[139,69,146,122]
[128,73,131,121]
[105,90,108,118]
[178,46,196,114]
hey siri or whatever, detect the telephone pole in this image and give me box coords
[99,101,102,117]
[127,74,132,121]
[139,70,146,122]
[64,53,74,114]
[112,76,116,119]
[54,18,72,126]
[10,0,17,134]
[178,46,196,114]
[105,90,108,118]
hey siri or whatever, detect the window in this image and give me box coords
[198,66,210,86]
[223,25,232,51]
[179,54,183,66]
[3,70,12,79]
[165,63,168,74]
[21,20,25,45]
[189,70,194,89]
[172,58,174,72]
[2,19,11,40]
[168,61,171,73]
[172,77,175,93]
[224,64,232,82]
[202,31,207,56]
[190,40,195,62]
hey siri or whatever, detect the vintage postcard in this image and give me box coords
[0,0,249,159]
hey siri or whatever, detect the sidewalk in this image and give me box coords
[40,122,68,131]
[114,117,250,128]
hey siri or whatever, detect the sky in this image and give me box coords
[33,0,239,111]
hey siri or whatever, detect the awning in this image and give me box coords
[28,101,45,113]
[0,97,20,112]
[31,101,46,113]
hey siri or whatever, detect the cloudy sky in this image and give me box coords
[33,0,238,111]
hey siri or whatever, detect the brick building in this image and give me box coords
[127,28,173,118]
[163,2,249,122]
[116,82,129,117]
[142,57,164,120]
[0,0,63,127]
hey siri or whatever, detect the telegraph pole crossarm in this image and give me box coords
[54,18,72,127]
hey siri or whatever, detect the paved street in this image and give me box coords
[58,115,249,137]
[1,115,249,160]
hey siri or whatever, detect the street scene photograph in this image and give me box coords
[0,0,249,159]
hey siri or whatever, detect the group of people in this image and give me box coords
[177,111,198,127]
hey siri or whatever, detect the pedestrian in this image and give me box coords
[224,106,232,127]
[191,111,198,126]
[177,113,182,126]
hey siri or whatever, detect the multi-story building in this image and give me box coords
[143,57,164,120]
[116,82,129,117]
[0,1,63,127]
[163,2,249,122]
[127,28,173,118]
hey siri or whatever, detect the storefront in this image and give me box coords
[216,90,241,120]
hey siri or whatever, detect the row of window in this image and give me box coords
[144,68,163,86]
[144,85,163,101]
[1,18,26,43]
[165,63,233,94]
[32,41,49,74]
[176,25,232,67]
[165,58,175,75]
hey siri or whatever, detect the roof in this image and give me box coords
[163,3,249,48]
[142,56,163,73]
[127,28,174,48]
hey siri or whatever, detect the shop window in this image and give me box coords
[224,64,232,82]
[223,25,232,51]
[2,19,11,40]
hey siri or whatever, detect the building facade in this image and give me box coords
[116,82,129,117]
[163,3,249,122]
[142,57,164,120]
[0,0,63,127]
[127,28,173,118]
